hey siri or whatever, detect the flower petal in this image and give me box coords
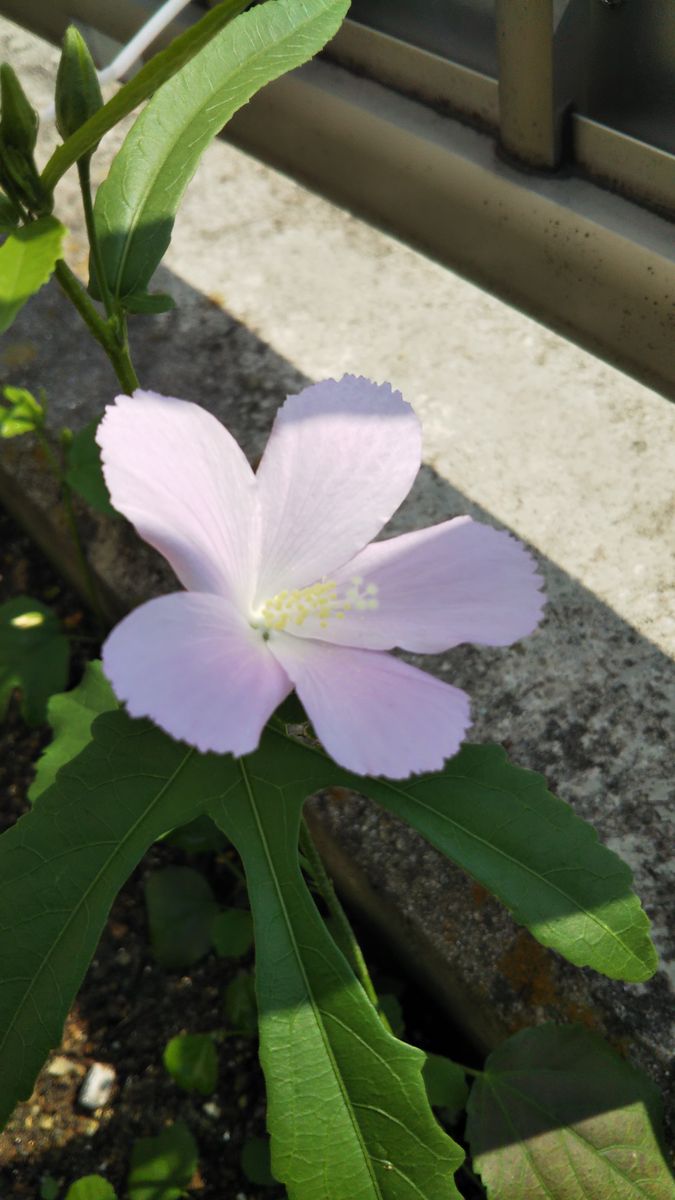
[97,391,259,606]
[103,592,290,756]
[268,635,471,778]
[282,517,545,652]
[254,376,421,602]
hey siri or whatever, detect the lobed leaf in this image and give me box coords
[210,729,465,1200]
[269,724,657,984]
[92,0,349,300]
[358,744,658,983]
[0,595,69,724]
[466,1025,675,1199]
[0,216,65,333]
[29,661,117,803]
[0,710,240,1130]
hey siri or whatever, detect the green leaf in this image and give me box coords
[145,866,220,969]
[270,726,657,984]
[466,1025,675,1199]
[223,969,258,1036]
[423,1056,469,1121]
[209,729,464,1200]
[42,0,252,191]
[357,744,657,983]
[122,291,176,314]
[0,140,49,215]
[93,0,349,300]
[29,661,117,804]
[0,710,240,1131]
[0,595,69,724]
[0,216,65,333]
[0,384,44,437]
[40,1177,60,1200]
[163,1033,218,1096]
[127,1121,198,1200]
[64,1176,116,1200]
[241,1137,277,1187]
[211,907,254,958]
[64,419,117,516]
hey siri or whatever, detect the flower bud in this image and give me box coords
[0,64,38,155]
[0,65,51,213]
[55,27,103,149]
[0,142,51,215]
[0,190,19,230]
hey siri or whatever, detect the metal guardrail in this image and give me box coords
[2,0,674,398]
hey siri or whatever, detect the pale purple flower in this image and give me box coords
[98,376,544,778]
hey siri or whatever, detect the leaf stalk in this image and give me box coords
[54,259,138,393]
[298,816,393,1033]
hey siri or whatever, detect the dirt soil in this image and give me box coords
[0,503,483,1199]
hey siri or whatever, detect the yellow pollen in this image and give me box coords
[256,576,379,633]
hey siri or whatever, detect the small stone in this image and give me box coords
[115,947,132,966]
[39,1115,54,1130]
[202,1101,221,1119]
[78,1063,116,1110]
[46,1055,77,1078]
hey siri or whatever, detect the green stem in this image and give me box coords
[35,426,106,633]
[77,157,114,319]
[115,312,139,394]
[54,258,110,346]
[61,482,107,634]
[299,817,392,1032]
[453,1062,483,1079]
[54,260,139,393]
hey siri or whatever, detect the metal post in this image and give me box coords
[496,0,557,169]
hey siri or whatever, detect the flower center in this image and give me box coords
[255,575,378,634]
